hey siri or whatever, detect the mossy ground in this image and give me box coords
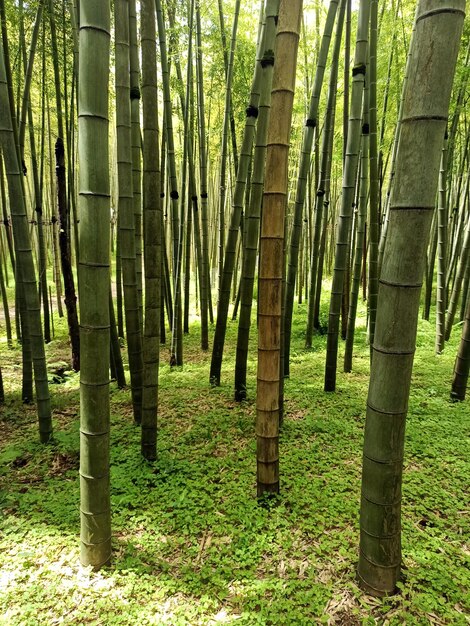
[0,299,469,625]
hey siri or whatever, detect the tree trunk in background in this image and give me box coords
[446,172,468,294]
[217,0,239,176]
[358,0,464,596]
[324,0,370,392]
[18,1,43,159]
[343,0,351,161]
[344,86,369,373]
[0,235,12,346]
[115,0,143,422]
[49,0,78,344]
[210,2,267,387]
[305,0,345,348]
[451,294,470,401]
[78,0,112,569]
[109,286,126,389]
[0,154,16,281]
[128,0,143,333]
[435,134,448,354]
[156,0,183,367]
[283,0,339,377]
[56,137,80,371]
[195,0,211,348]
[445,214,470,341]
[26,81,51,345]
[377,11,416,276]
[167,2,205,352]
[140,0,161,461]
[235,0,279,401]
[257,0,302,497]
[423,212,438,321]
[367,0,379,352]
[217,0,241,300]
[0,24,52,443]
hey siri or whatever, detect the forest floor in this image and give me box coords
[0,300,469,625]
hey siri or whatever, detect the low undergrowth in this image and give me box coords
[0,303,469,625]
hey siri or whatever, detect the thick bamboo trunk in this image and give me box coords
[358,0,464,596]
[78,0,112,569]
[257,0,302,497]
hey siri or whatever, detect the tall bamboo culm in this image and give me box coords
[358,0,465,595]
[257,0,302,497]
[283,0,339,377]
[305,0,345,347]
[209,2,266,387]
[234,0,279,401]
[140,0,161,461]
[115,0,143,422]
[155,0,183,367]
[0,21,52,443]
[78,0,112,568]
[450,294,470,401]
[324,0,370,392]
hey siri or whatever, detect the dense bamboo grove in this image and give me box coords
[0,0,469,603]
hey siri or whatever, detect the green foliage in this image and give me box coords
[0,301,469,624]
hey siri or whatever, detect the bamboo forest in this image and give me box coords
[0,0,469,623]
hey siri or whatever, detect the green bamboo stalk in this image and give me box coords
[234,0,279,401]
[128,0,143,332]
[140,0,161,461]
[445,211,470,341]
[0,23,52,443]
[450,293,470,401]
[217,0,241,299]
[344,86,369,373]
[78,0,112,569]
[436,133,449,354]
[27,96,50,344]
[210,1,268,388]
[18,0,44,159]
[283,0,339,377]
[115,0,143,422]
[109,286,126,389]
[195,0,211,346]
[324,0,370,392]
[155,0,183,367]
[217,0,239,176]
[358,0,464,595]
[55,137,80,369]
[0,231,12,346]
[305,0,345,347]
[367,0,379,352]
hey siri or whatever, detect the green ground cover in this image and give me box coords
[0,302,469,625]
